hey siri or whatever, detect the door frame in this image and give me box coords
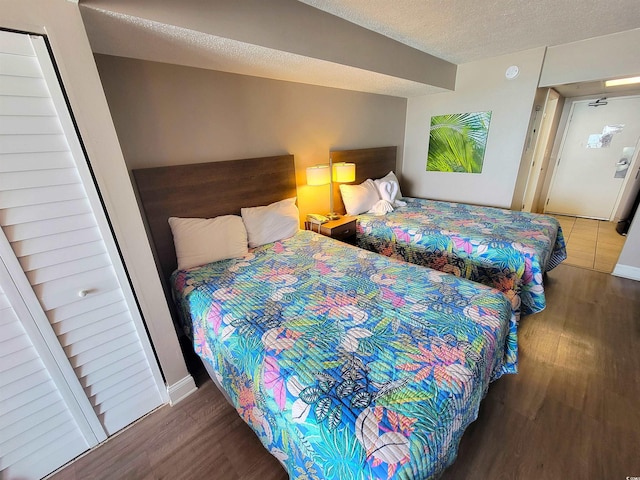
[522,89,561,212]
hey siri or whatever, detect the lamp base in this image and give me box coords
[327,212,341,220]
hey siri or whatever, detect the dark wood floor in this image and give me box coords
[49,264,640,480]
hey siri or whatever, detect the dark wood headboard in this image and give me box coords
[132,155,297,286]
[330,146,398,214]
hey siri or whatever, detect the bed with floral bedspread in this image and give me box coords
[356,198,567,316]
[172,230,515,479]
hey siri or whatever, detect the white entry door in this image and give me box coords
[545,96,640,219]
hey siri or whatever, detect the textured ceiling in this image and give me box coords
[80,0,640,97]
[298,0,640,64]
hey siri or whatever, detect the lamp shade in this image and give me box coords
[306,164,331,186]
[332,162,356,183]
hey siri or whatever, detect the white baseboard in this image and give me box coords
[612,264,640,281]
[167,374,197,405]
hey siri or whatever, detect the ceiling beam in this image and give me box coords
[79,0,456,91]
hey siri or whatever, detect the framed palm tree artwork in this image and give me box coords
[427,111,492,173]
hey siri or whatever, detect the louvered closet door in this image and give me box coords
[0,30,166,478]
[0,273,93,479]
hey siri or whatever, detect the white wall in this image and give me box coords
[1,0,194,400]
[614,214,640,281]
[402,47,545,208]
[93,54,407,218]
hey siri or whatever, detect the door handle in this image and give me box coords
[616,160,629,171]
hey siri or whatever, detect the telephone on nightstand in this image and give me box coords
[306,213,329,225]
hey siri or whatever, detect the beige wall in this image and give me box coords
[402,48,545,208]
[1,0,194,397]
[93,54,407,217]
[540,29,640,87]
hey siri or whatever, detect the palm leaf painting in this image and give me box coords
[427,111,492,173]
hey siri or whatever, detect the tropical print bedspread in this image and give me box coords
[356,197,567,316]
[172,230,515,479]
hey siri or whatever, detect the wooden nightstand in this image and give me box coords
[305,216,357,244]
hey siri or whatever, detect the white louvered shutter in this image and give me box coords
[0,30,167,478]
[0,270,94,479]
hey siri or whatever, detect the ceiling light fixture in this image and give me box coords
[605,76,640,87]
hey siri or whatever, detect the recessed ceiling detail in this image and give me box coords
[79,0,640,98]
[79,0,457,97]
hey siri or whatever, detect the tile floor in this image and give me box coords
[552,215,626,273]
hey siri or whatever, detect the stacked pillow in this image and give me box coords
[339,179,380,216]
[241,197,299,248]
[339,171,404,215]
[169,170,405,269]
[168,197,299,270]
[168,215,248,270]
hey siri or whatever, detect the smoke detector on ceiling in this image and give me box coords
[505,65,519,80]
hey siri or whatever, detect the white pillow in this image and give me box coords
[168,215,248,270]
[241,197,299,248]
[374,171,403,202]
[339,179,380,215]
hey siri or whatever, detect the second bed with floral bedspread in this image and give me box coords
[172,230,515,479]
[356,197,567,316]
